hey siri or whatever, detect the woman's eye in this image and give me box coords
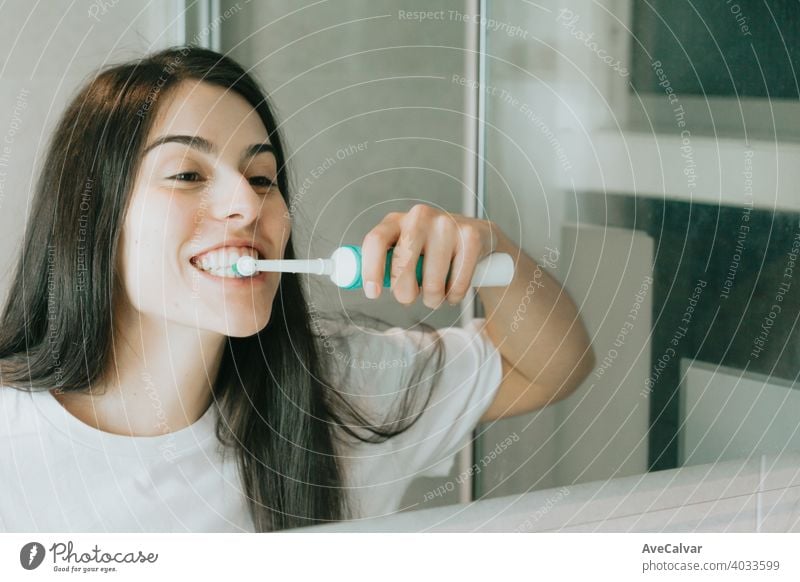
[249,176,277,190]
[169,172,203,182]
[165,172,276,191]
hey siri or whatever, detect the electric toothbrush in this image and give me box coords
[232,245,515,289]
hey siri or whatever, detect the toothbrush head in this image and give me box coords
[233,256,257,277]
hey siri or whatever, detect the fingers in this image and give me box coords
[420,215,457,309]
[361,205,486,308]
[361,212,402,300]
[445,224,484,305]
[389,215,427,306]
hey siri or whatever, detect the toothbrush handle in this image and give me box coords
[382,247,514,288]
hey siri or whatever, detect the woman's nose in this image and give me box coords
[209,171,260,224]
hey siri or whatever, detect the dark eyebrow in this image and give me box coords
[143,134,275,163]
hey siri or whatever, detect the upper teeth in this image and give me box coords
[192,246,260,273]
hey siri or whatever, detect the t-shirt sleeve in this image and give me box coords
[330,317,504,480]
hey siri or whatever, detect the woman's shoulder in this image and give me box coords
[333,316,504,484]
[325,315,499,377]
[319,315,441,399]
[321,315,500,395]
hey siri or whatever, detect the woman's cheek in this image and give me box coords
[262,196,291,251]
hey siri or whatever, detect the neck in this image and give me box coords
[53,301,225,437]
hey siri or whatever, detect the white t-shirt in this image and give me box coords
[0,318,502,532]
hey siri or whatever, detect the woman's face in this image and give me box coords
[120,80,290,337]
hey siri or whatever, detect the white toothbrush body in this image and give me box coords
[234,245,515,289]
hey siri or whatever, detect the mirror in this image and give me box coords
[477,0,800,503]
[216,0,800,523]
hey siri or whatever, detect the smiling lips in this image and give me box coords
[190,246,261,279]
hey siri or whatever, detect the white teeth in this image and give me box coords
[191,246,259,278]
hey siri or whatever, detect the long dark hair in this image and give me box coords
[0,46,443,531]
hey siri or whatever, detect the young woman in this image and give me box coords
[0,47,594,532]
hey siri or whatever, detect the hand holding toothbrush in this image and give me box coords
[359,204,507,307]
[234,204,514,302]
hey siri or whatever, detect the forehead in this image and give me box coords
[149,80,269,145]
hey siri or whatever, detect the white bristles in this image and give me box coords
[235,256,258,277]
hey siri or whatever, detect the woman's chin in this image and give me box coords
[223,311,272,337]
[191,307,272,337]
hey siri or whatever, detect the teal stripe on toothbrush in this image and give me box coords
[341,245,450,290]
